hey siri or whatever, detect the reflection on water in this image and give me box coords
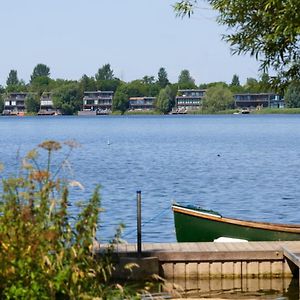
[163,277,299,299]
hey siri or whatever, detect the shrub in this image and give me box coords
[0,140,140,299]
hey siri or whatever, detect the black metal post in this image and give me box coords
[137,190,142,256]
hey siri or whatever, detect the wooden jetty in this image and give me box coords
[97,241,300,280]
[282,244,300,291]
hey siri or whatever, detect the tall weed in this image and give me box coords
[0,141,140,299]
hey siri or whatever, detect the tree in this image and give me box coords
[29,76,53,95]
[174,0,300,87]
[112,89,128,113]
[25,94,40,113]
[229,75,244,93]
[31,64,50,83]
[178,69,196,89]
[80,74,97,92]
[156,85,173,113]
[5,79,27,93]
[157,67,169,88]
[202,84,234,112]
[258,73,271,92]
[97,79,121,92]
[6,70,19,86]
[52,83,82,115]
[142,75,155,85]
[231,74,240,87]
[244,77,260,93]
[0,94,4,113]
[95,64,114,81]
[285,81,300,108]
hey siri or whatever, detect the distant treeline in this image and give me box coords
[0,63,299,114]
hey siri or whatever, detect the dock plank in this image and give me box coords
[283,246,300,268]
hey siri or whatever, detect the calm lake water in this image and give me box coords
[1,114,300,243]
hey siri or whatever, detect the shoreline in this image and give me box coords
[2,108,300,117]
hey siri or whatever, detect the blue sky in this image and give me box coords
[0,0,261,86]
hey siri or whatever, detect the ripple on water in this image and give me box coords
[1,115,300,242]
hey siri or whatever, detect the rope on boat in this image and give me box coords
[122,204,171,238]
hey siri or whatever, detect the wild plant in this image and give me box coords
[0,140,141,299]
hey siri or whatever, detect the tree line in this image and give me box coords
[0,63,299,114]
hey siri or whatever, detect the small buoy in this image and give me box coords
[107,140,111,145]
[217,154,220,157]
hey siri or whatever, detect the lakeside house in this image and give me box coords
[234,93,284,109]
[128,97,156,111]
[175,89,206,112]
[81,91,114,115]
[3,92,29,115]
[38,92,58,115]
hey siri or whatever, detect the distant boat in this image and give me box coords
[172,203,300,242]
[241,108,250,114]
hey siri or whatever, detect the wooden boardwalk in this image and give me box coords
[98,241,300,280]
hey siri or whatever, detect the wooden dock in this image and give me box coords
[282,244,300,291]
[97,241,300,280]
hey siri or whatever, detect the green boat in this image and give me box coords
[172,203,300,242]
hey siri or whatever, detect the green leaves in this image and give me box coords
[202,84,234,112]
[173,0,197,17]
[0,141,139,299]
[174,0,300,87]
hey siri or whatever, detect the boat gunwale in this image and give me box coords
[172,204,300,233]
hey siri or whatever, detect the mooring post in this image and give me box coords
[136,190,142,257]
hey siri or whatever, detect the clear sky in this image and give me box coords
[0,0,261,86]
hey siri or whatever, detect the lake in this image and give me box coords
[1,114,300,243]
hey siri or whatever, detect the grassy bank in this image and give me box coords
[252,108,300,114]
[188,108,300,115]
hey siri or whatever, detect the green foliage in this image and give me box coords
[229,75,244,93]
[178,69,197,89]
[119,80,159,98]
[174,0,300,87]
[173,0,196,17]
[202,84,234,112]
[156,86,173,114]
[5,80,28,93]
[80,75,97,92]
[230,74,240,87]
[95,64,114,81]
[258,73,272,92]
[25,94,40,113]
[199,81,228,89]
[0,94,4,113]
[253,107,300,114]
[0,141,142,299]
[31,64,50,83]
[6,70,19,86]
[157,68,169,88]
[113,88,129,113]
[142,76,155,85]
[284,81,300,108]
[244,77,260,93]
[29,76,53,95]
[52,83,82,115]
[5,70,27,93]
[97,79,121,92]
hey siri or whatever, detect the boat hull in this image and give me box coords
[173,205,300,242]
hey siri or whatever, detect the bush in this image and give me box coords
[0,141,140,299]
